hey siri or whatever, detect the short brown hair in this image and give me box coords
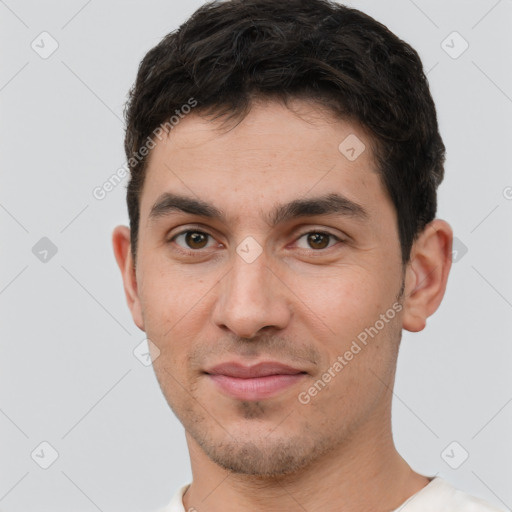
[124,0,445,265]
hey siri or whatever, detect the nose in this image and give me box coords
[211,249,292,339]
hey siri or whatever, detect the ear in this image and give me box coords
[402,219,453,332]
[112,225,145,331]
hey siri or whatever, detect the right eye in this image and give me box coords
[171,230,217,251]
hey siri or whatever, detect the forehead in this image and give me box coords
[139,99,392,227]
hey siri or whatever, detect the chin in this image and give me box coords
[190,427,332,477]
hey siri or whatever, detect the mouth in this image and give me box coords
[204,361,307,401]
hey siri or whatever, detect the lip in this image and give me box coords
[205,361,307,400]
[206,361,305,378]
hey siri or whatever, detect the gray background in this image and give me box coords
[1,0,511,510]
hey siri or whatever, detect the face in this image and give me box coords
[128,100,408,476]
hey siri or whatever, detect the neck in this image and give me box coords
[182,414,430,512]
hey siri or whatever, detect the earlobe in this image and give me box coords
[112,226,145,331]
[402,219,453,333]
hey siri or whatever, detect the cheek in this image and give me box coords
[140,257,207,311]
[138,261,232,378]
[292,267,384,331]
[291,268,402,383]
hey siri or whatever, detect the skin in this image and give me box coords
[113,99,453,512]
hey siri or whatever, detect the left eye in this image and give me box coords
[173,231,216,250]
[296,232,340,250]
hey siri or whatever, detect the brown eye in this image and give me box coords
[295,231,340,251]
[172,230,215,251]
[184,231,209,249]
[307,233,330,249]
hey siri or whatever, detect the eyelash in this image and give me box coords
[168,229,343,256]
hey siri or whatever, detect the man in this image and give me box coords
[112,1,504,510]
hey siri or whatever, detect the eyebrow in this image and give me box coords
[148,192,368,227]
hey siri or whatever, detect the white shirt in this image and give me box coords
[157,477,506,512]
